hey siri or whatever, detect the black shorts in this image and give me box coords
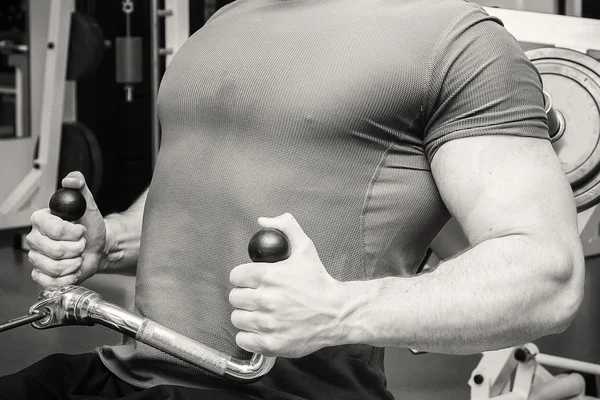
[0,353,256,400]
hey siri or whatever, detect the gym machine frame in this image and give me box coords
[0,0,77,231]
[150,0,190,168]
[0,0,188,231]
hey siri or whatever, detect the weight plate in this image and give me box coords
[526,48,600,212]
[34,122,104,197]
[66,12,105,81]
[535,60,600,186]
[59,122,103,196]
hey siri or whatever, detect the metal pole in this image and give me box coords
[150,0,161,169]
[537,353,600,376]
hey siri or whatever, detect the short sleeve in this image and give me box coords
[423,7,550,161]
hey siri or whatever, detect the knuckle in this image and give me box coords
[72,257,83,270]
[260,318,276,333]
[50,245,66,259]
[260,267,273,283]
[260,337,275,354]
[30,210,42,226]
[31,269,46,287]
[45,259,63,277]
[63,274,79,285]
[25,232,34,247]
[50,224,65,239]
[27,251,36,265]
[259,293,277,311]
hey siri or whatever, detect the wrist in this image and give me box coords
[99,216,121,273]
[334,279,381,346]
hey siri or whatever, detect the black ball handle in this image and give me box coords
[48,188,87,222]
[248,228,291,263]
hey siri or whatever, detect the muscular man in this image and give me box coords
[0,0,587,399]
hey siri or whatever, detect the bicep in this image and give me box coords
[430,135,578,246]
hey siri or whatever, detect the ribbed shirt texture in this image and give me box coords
[98,0,549,398]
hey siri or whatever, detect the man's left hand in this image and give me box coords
[229,213,346,358]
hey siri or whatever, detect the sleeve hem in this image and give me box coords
[426,124,550,162]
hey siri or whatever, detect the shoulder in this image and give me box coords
[204,0,256,25]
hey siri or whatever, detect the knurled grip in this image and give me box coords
[136,319,232,376]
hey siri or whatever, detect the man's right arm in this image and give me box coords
[99,188,148,275]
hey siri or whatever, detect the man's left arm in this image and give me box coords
[229,8,586,357]
[338,134,585,355]
[229,135,585,357]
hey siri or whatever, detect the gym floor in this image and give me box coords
[0,231,599,399]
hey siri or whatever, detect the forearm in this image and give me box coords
[339,235,584,355]
[99,188,148,275]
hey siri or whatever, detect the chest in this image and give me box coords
[157,2,428,134]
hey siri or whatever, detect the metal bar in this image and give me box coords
[150,0,161,169]
[566,0,583,16]
[164,0,189,67]
[0,87,17,95]
[0,166,42,215]
[537,353,600,376]
[34,0,73,214]
[14,65,23,137]
[0,311,47,333]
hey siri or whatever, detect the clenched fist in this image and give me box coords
[26,171,107,288]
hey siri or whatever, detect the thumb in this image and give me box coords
[61,171,101,222]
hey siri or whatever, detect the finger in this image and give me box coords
[257,213,312,254]
[529,373,586,400]
[231,309,256,333]
[230,263,267,288]
[31,268,81,289]
[235,331,268,355]
[30,209,86,241]
[229,288,259,311]
[231,309,277,334]
[61,171,100,217]
[28,251,83,277]
[26,230,86,260]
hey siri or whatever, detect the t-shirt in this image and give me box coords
[98,0,549,398]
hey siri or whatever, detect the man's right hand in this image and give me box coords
[26,171,108,289]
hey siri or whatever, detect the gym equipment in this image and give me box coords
[34,122,104,197]
[0,0,91,231]
[115,0,143,102]
[527,48,600,212]
[150,0,190,167]
[0,39,28,55]
[48,188,87,221]
[66,11,105,81]
[487,7,600,254]
[57,122,103,196]
[469,343,600,399]
[0,188,291,382]
[248,228,292,262]
[428,7,600,263]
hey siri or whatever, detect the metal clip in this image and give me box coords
[122,0,134,14]
[29,285,98,329]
